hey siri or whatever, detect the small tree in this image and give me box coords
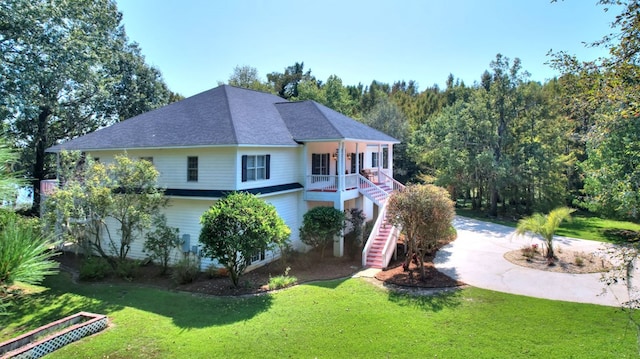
[345,208,366,259]
[299,206,345,259]
[387,184,455,281]
[515,207,575,261]
[46,152,167,270]
[108,155,167,262]
[143,215,181,275]
[199,192,290,287]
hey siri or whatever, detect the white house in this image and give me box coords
[44,85,403,270]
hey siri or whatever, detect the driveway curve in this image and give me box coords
[434,216,635,307]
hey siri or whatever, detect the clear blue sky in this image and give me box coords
[116,0,618,97]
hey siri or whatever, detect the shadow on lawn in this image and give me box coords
[387,288,462,312]
[0,272,123,337]
[303,277,350,290]
[12,271,274,331]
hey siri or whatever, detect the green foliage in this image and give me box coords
[516,207,576,260]
[549,1,640,221]
[143,215,181,275]
[0,141,26,206]
[114,259,140,280]
[411,54,569,216]
[79,256,112,281]
[0,0,176,207]
[225,65,273,92]
[0,213,59,288]
[581,113,640,220]
[171,255,200,285]
[2,277,637,358]
[267,62,314,99]
[199,192,290,287]
[268,267,297,290]
[345,208,366,259]
[387,184,455,280]
[299,206,345,259]
[45,152,167,270]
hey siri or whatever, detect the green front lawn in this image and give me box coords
[457,208,640,243]
[1,273,637,358]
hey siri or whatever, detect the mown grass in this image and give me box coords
[456,208,640,243]
[1,273,637,358]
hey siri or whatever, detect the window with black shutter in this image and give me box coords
[242,154,270,182]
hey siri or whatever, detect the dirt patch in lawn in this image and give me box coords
[54,242,463,296]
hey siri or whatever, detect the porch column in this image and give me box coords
[302,143,308,190]
[337,141,344,191]
[337,142,347,192]
[387,144,393,177]
[333,198,344,257]
[355,143,360,174]
[377,143,382,182]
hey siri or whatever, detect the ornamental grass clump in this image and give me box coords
[268,267,297,290]
[0,213,59,289]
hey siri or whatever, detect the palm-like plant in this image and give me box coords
[515,207,576,261]
[0,215,59,288]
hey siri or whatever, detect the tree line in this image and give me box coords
[1,0,638,222]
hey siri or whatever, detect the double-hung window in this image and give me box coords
[187,156,198,182]
[312,153,330,176]
[371,152,379,168]
[249,250,266,264]
[242,154,270,182]
[350,153,364,173]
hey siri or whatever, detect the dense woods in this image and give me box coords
[2,0,639,222]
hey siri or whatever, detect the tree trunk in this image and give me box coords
[490,187,499,217]
[32,107,51,215]
[418,251,427,281]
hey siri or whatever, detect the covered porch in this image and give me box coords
[301,140,403,260]
[303,140,395,197]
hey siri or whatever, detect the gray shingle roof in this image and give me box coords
[276,101,399,143]
[47,85,399,152]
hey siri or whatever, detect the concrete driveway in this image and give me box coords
[434,216,636,307]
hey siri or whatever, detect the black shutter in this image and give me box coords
[241,155,247,182]
[265,154,271,179]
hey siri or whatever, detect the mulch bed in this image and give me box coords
[374,251,464,288]
[54,244,463,296]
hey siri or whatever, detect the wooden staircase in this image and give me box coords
[364,214,394,268]
[359,174,404,269]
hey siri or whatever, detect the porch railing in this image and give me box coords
[305,174,361,192]
[40,179,58,196]
[305,175,338,191]
[345,174,358,189]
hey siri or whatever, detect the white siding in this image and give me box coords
[237,147,302,190]
[152,148,236,190]
[82,148,237,190]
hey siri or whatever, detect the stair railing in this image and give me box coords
[362,200,387,267]
[357,175,389,206]
[378,171,406,192]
